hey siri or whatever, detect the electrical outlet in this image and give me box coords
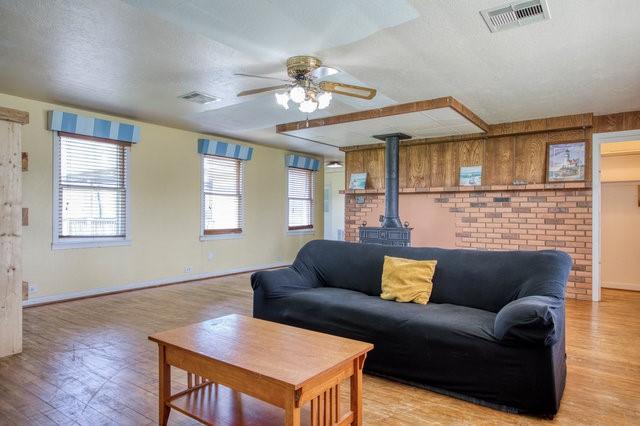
[28,284,38,294]
[184,266,193,273]
[207,252,214,261]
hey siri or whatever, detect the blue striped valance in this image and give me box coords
[286,154,320,171]
[198,139,253,161]
[48,110,140,143]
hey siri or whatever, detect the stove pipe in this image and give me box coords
[373,133,412,228]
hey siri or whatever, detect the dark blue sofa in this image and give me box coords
[251,240,572,416]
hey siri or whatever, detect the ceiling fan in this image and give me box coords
[235,56,377,113]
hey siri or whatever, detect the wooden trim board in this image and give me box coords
[0,119,23,357]
[276,97,489,134]
[0,106,29,125]
[341,181,591,195]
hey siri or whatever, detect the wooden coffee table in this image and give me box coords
[148,314,373,426]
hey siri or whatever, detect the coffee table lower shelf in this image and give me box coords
[168,382,315,426]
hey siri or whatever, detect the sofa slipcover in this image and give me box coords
[251,240,572,415]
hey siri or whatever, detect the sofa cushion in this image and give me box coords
[270,287,498,349]
[380,256,437,304]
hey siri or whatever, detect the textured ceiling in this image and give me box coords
[283,107,485,147]
[0,0,639,161]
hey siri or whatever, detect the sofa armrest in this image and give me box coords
[251,267,317,299]
[494,295,564,346]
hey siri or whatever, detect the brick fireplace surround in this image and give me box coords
[345,182,592,300]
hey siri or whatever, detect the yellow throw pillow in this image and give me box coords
[380,256,437,305]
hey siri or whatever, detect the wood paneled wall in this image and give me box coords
[345,108,640,191]
[345,126,593,190]
[593,111,640,133]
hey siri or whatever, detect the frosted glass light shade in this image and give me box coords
[317,91,332,109]
[289,86,306,103]
[275,92,289,109]
[299,99,318,113]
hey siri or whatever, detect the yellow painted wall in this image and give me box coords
[601,154,640,182]
[601,152,640,291]
[601,181,640,291]
[0,93,323,300]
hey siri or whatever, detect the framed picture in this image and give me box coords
[546,141,586,182]
[459,166,482,186]
[349,173,367,190]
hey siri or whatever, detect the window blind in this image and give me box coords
[203,155,243,234]
[57,135,128,238]
[288,167,315,230]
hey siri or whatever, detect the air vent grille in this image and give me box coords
[515,3,543,19]
[179,91,221,104]
[481,0,550,33]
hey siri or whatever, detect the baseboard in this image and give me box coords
[602,281,640,291]
[23,262,290,308]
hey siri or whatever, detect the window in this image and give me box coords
[287,167,315,231]
[54,133,129,247]
[202,155,244,236]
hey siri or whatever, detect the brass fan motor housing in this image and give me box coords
[286,56,322,79]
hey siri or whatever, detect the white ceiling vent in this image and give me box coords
[178,91,221,104]
[481,0,550,33]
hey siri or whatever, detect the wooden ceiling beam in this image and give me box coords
[275,96,489,134]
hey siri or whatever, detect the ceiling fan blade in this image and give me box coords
[236,84,289,97]
[234,73,290,82]
[319,81,377,100]
[307,66,339,79]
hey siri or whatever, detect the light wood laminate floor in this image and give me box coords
[0,273,638,425]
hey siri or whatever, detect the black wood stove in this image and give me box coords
[359,133,412,247]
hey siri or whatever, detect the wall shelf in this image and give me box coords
[341,181,592,195]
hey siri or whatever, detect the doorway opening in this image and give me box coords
[323,165,345,241]
[592,130,640,301]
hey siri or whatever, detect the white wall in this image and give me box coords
[601,153,640,291]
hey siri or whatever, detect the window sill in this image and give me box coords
[200,233,244,241]
[52,238,131,250]
[287,228,315,236]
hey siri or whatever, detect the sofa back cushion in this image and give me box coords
[293,240,572,313]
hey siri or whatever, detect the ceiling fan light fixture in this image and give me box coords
[289,86,306,103]
[235,56,376,114]
[317,91,332,109]
[275,92,290,109]
[299,99,318,113]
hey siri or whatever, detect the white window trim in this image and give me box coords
[51,132,131,250]
[286,166,315,236]
[199,154,246,241]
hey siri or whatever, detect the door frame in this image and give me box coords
[591,129,640,301]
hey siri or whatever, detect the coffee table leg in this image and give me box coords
[285,391,301,426]
[158,345,171,426]
[350,355,365,426]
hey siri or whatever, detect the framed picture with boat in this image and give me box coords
[546,141,586,182]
